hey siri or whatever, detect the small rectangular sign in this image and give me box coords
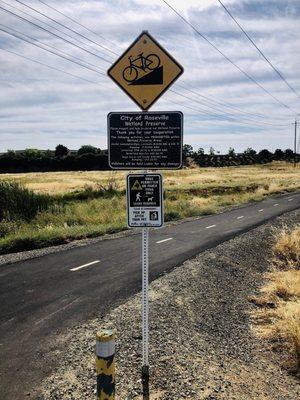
[127,173,163,228]
[108,111,183,170]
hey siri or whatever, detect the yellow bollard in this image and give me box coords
[96,329,116,400]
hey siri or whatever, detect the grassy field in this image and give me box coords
[250,225,300,373]
[0,162,299,255]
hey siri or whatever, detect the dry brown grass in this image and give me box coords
[251,225,300,373]
[0,171,125,194]
[1,162,299,195]
[273,226,300,269]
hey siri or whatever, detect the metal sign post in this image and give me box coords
[142,226,149,398]
[107,30,184,399]
[126,171,163,397]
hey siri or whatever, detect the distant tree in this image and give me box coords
[274,149,284,160]
[284,149,294,159]
[24,148,42,158]
[197,147,205,156]
[209,147,215,155]
[244,147,257,157]
[258,149,272,161]
[182,144,194,158]
[55,144,69,158]
[77,145,99,156]
[6,149,16,156]
[44,149,53,158]
[228,147,236,156]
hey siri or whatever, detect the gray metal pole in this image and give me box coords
[294,118,297,167]
[142,226,149,399]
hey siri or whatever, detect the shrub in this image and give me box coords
[273,226,300,269]
[77,145,100,156]
[0,220,19,238]
[0,181,52,221]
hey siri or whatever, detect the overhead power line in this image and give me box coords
[0,5,111,63]
[4,1,290,124]
[0,54,285,130]
[0,23,105,73]
[217,0,300,100]
[175,83,290,122]
[1,44,288,131]
[33,0,297,121]
[0,7,293,130]
[161,0,297,114]
[13,0,118,56]
[170,89,290,127]
[0,28,106,76]
[165,97,288,130]
[0,0,113,60]
[36,0,122,51]
[0,46,103,85]
[1,27,290,129]
[32,0,294,122]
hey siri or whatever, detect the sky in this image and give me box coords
[0,0,299,154]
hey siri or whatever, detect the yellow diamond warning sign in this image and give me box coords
[107,31,184,110]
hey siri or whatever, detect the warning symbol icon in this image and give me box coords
[132,180,142,190]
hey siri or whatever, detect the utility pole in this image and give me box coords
[295,118,298,167]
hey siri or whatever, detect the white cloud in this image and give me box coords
[0,0,299,153]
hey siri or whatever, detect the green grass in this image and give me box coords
[0,163,299,255]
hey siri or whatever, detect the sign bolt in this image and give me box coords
[143,99,147,104]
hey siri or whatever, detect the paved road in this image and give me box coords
[0,191,299,399]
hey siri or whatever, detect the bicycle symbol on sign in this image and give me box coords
[122,53,161,83]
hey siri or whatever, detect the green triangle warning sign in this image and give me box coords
[132,180,142,190]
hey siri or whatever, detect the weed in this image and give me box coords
[273,226,300,269]
[251,226,300,373]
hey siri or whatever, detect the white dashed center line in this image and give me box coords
[237,216,244,219]
[288,198,294,202]
[156,238,173,244]
[70,260,100,272]
[258,209,264,212]
[206,224,216,229]
[273,203,279,207]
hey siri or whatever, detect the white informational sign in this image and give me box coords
[127,173,163,228]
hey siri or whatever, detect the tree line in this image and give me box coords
[182,145,298,167]
[0,144,298,173]
[0,145,108,173]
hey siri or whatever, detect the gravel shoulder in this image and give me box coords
[40,210,300,400]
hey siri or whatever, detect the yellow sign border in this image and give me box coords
[107,31,184,111]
